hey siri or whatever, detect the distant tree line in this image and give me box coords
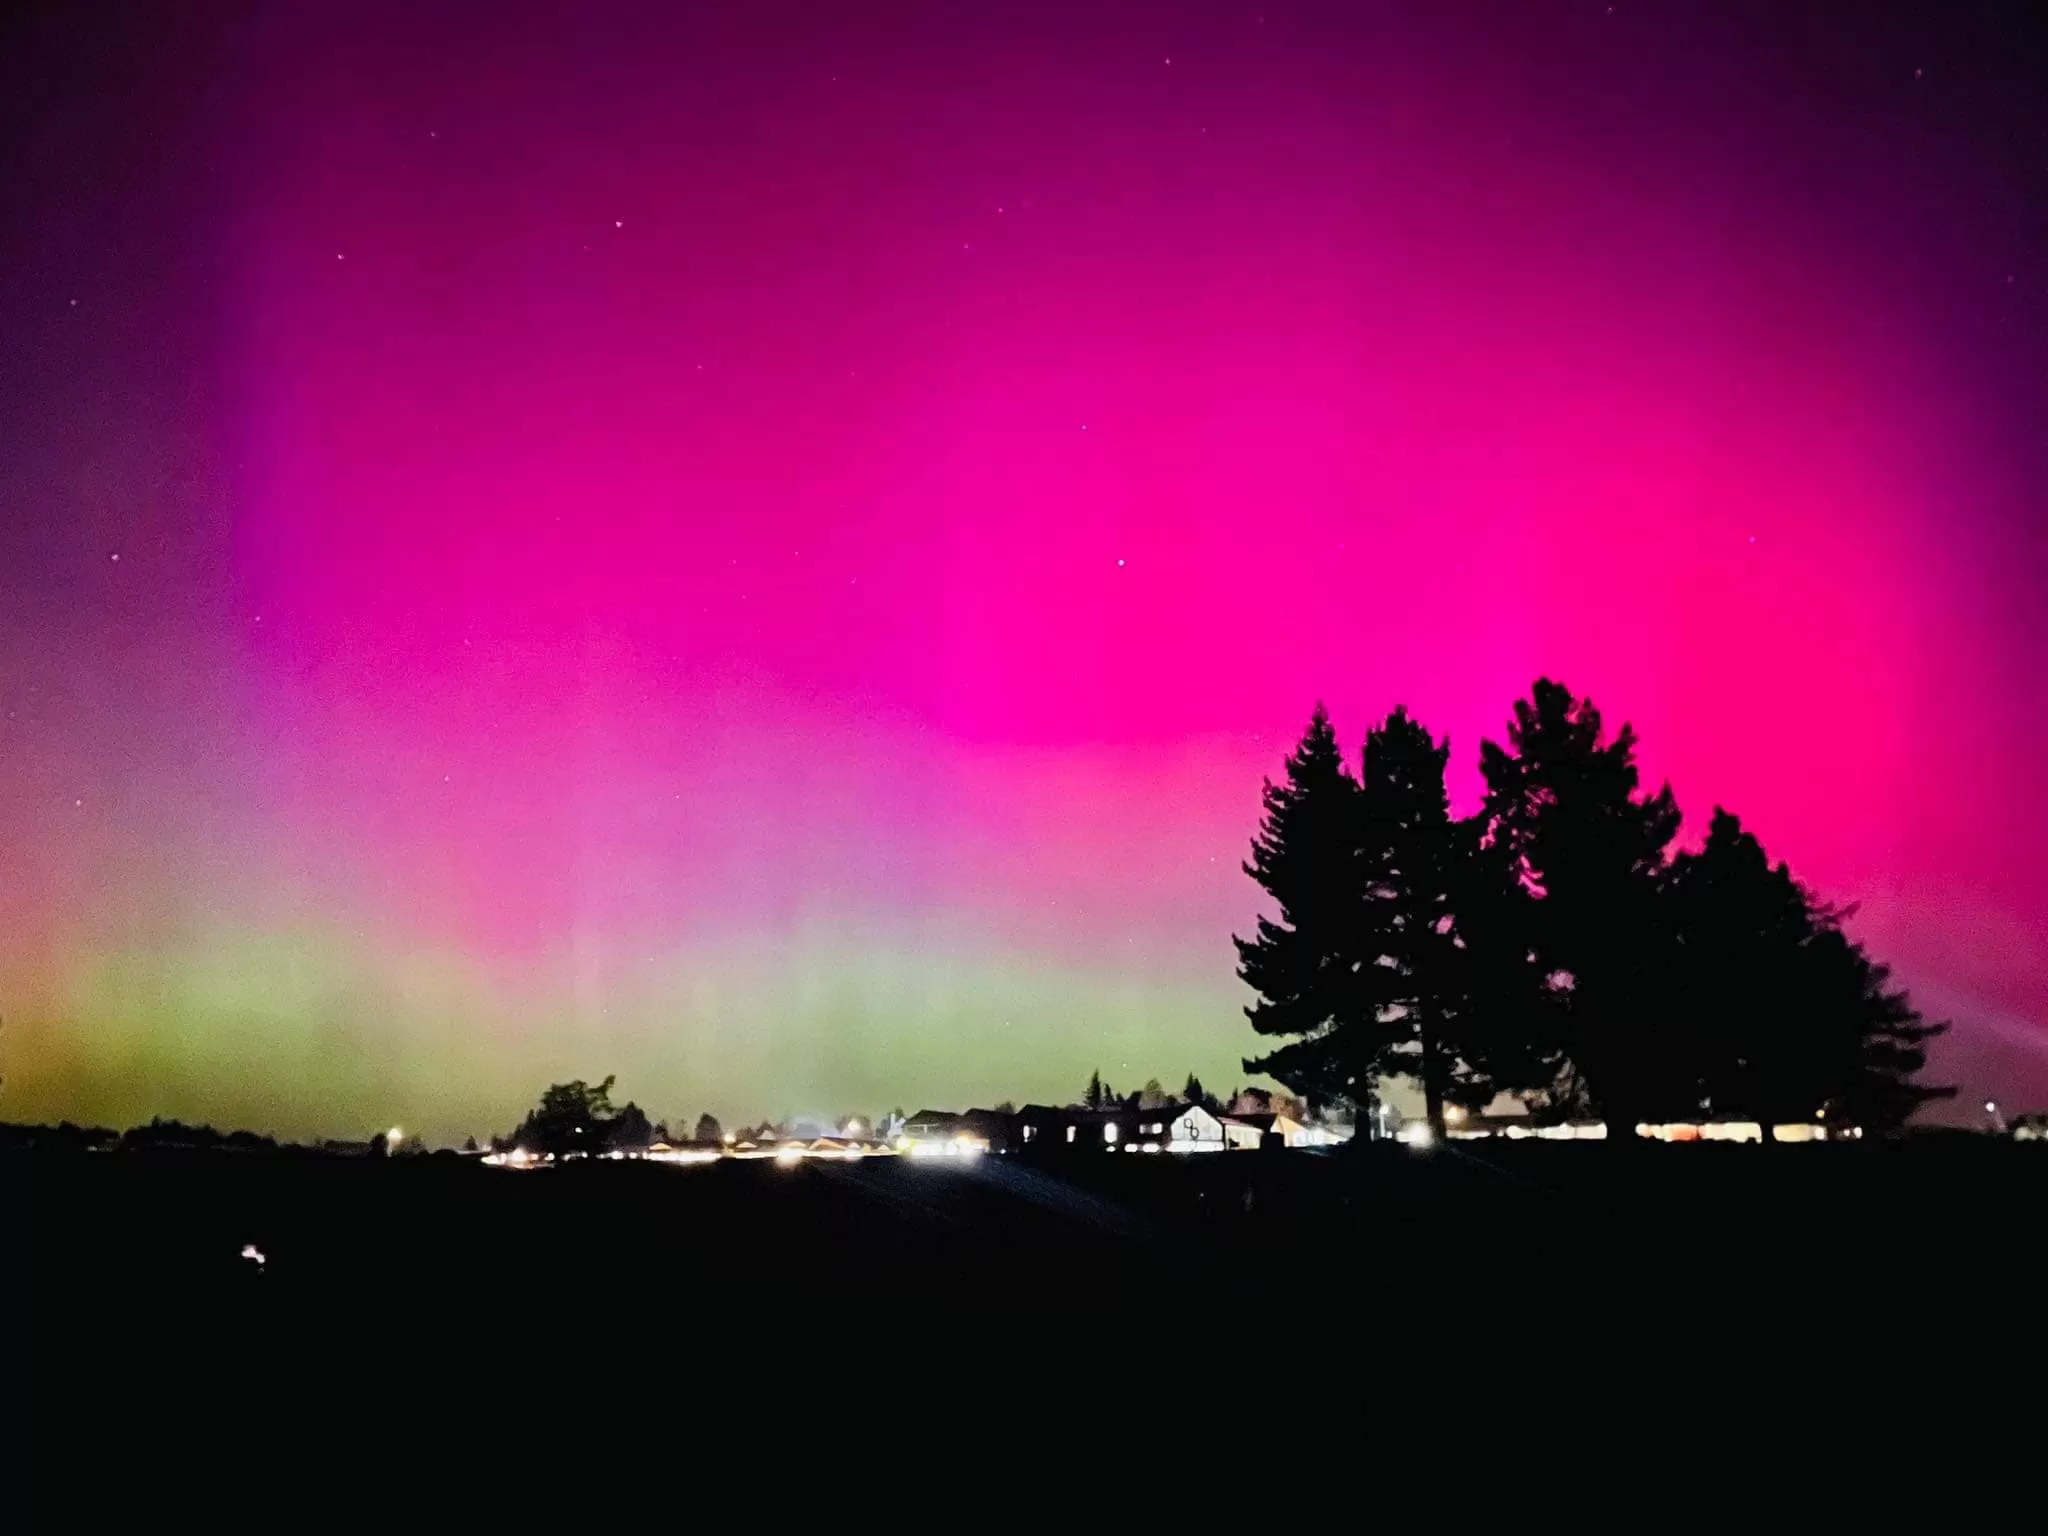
[1236,679,1954,1143]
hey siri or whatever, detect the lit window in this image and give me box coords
[1066,1126,1076,1143]
[1022,1124,1034,1142]
[1105,1122,1119,1144]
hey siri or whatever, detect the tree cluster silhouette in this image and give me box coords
[1236,680,1954,1142]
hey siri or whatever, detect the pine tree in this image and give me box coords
[1663,808,1956,1139]
[1083,1070,1105,1110]
[1802,905,1955,1135]
[1477,681,1683,1138]
[1667,810,1817,1134]
[1237,705,1370,1105]
[1351,706,1488,1141]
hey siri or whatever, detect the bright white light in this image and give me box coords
[775,1145,804,1165]
[1444,1105,1466,1124]
[722,1132,735,1144]
[240,1243,266,1267]
[1398,1123,1433,1148]
[386,1126,403,1148]
[844,1119,863,1136]
[1104,1122,1119,1144]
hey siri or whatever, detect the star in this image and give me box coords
[1116,558,1126,567]
[614,220,623,228]
[109,552,119,562]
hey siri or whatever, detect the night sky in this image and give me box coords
[3,2,2044,1142]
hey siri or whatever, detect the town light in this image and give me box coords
[1104,1122,1119,1144]
[386,1127,403,1150]
[844,1119,864,1136]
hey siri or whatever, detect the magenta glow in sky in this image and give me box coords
[3,2,2044,1139]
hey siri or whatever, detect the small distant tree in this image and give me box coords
[693,1113,723,1144]
[462,1136,479,1154]
[608,1101,655,1152]
[1182,1074,1218,1111]
[514,1077,617,1159]
[1137,1078,1169,1110]
[1084,1071,1106,1109]
[992,1099,1016,1115]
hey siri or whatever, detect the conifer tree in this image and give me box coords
[1477,680,1683,1137]
[1352,707,1487,1139]
[1237,706,1369,1105]
[1671,809,1955,1136]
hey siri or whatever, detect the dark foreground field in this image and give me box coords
[13,1140,2038,1383]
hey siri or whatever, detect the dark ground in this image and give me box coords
[12,1140,2037,1376]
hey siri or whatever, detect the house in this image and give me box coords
[1221,1112,1293,1148]
[2012,1114,2046,1143]
[900,1109,1003,1155]
[1219,1111,1351,1149]
[1013,1105,1125,1151]
[904,1109,959,1141]
[1121,1102,1228,1152]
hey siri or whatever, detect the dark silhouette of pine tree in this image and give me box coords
[1801,904,1955,1134]
[1478,680,1683,1138]
[1236,705,1369,1105]
[1083,1070,1105,1109]
[1668,810,1818,1135]
[1670,810,1955,1136]
[1352,707,1487,1140]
